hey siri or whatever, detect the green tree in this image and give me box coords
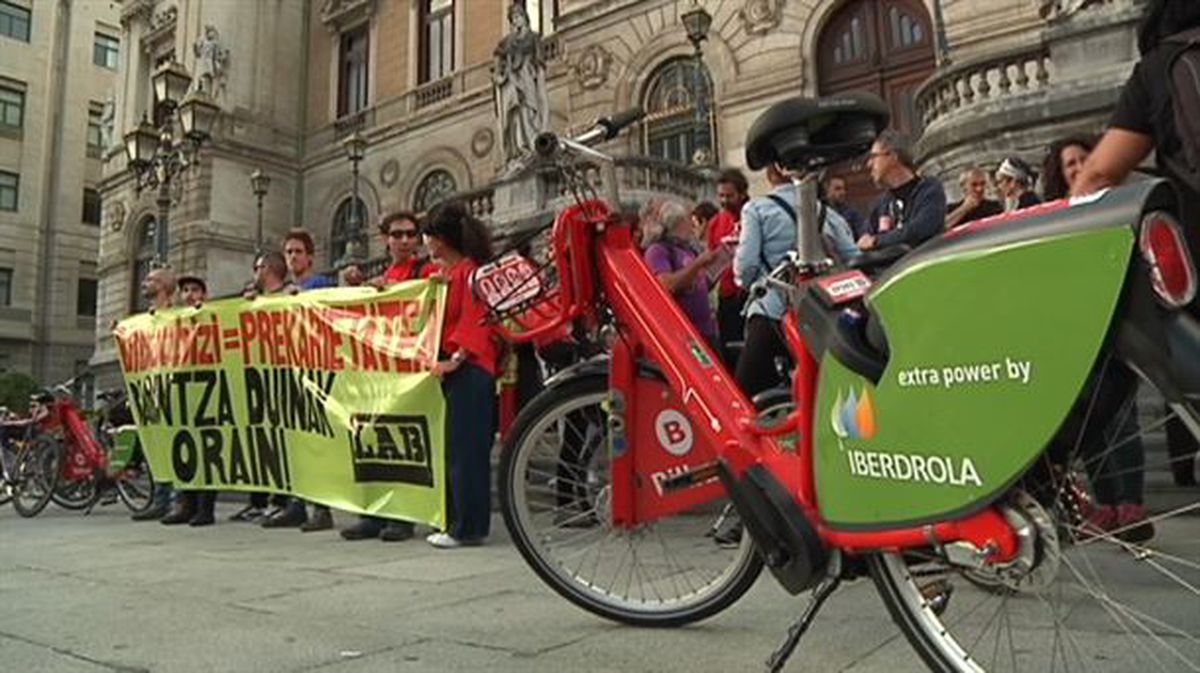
[0,371,38,413]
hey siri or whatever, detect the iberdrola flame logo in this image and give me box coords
[830,386,878,441]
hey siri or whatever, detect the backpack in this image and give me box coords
[766,194,841,262]
[1163,27,1200,194]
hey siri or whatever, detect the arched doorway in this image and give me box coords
[817,0,935,211]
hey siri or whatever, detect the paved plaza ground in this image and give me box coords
[2,493,1197,673]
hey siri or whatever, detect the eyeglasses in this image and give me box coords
[388,230,420,239]
[867,150,892,160]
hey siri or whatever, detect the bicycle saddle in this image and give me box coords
[745,92,890,171]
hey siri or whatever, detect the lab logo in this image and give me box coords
[831,387,878,441]
[655,409,694,457]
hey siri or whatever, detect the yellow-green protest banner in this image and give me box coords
[113,281,448,528]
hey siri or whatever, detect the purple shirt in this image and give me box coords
[644,239,718,344]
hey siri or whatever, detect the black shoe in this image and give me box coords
[229,505,265,522]
[299,507,333,532]
[161,506,196,525]
[131,503,169,521]
[261,504,307,528]
[380,521,415,542]
[188,512,215,527]
[340,518,384,541]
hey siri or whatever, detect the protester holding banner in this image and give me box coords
[342,211,439,543]
[422,201,499,549]
[264,230,340,531]
[229,252,294,523]
[131,267,180,522]
[160,275,218,527]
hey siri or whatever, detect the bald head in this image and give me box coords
[141,267,176,310]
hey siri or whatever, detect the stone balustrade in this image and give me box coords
[916,44,1053,130]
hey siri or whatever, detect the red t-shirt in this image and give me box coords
[443,259,500,376]
[382,257,439,283]
[707,209,742,298]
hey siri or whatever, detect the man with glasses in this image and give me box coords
[946,167,1004,229]
[857,130,947,252]
[341,211,438,543]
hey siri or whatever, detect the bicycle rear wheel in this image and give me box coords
[52,475,100,510]
[116,460,155,513]
[12,440,60,518]
[500,372,763,627]
[870,367,1200,672]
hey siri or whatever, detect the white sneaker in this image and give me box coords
[426,532,461,549]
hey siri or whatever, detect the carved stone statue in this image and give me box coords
[100,92,115,150]
[192,24,229,96]
[493,2,551,174]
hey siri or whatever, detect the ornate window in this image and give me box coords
[330,197,367,266]
[413,169,457,214]
[419,0,454,83]
[131,216,156,312]
[642,57,716,166]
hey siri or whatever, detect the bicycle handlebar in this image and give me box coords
[535,107,646,159]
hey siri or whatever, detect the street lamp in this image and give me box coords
[124,56,219,266]
[336,131,369,267]
[250,168,271,254]
[681,3,713,166]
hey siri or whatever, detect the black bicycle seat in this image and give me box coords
[746,92,890,171]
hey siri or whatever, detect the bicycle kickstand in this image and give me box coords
[765,552,843,673]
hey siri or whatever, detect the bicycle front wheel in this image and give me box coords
[870,371,1200,672]
[116,459,155,514]
[500,372,763,627]
[12,440,60,518]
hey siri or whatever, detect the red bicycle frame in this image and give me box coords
[37,396,109,483]
[500,200,1018,562]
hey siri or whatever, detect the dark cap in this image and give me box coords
[177,274,207,293]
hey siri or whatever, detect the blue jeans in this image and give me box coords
[444,362,497,541]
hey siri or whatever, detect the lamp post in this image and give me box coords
[250,169,271,254]
[337,131,368,267]
[681,3,713,166]
[124,57,220,266]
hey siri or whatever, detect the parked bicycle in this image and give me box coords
[9,381,154,517]
[485,98,1200,671]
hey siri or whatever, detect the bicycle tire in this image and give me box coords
[0,481,11,506]
[116,461,155,514]
[868,374,1200,672]
[12,440,60,518]
[52,475,100,511]
[500,372,764,627]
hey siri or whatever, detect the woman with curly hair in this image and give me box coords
[1042,134,1097,201]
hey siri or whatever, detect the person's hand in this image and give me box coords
[343,264,364,287]
[962,192,982,211]
[286,283,300,296]
[431,358,463,378]
[367,276,388,290]
[857,234,878,250]
[242,285,259,300]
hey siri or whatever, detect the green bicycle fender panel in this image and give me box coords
[815,225,1133,528]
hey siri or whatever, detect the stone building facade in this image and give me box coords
[90,0,1148,386]
[0,0,120,382]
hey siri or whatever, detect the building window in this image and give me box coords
[0,1,30,42]
[76,278,97,317]
[413,170,457,214]
[82,188,101,225]
[643,57,716,166]
[131,217,155,312]
[329,197,366,266]
[0,84,23,131]
[337,24,369,118]
[93,33,119,69]
[0,171,17,212]
[87,105,103,157]
[419,0,454,83]
[0,267,11,306]
[526,0,558,35]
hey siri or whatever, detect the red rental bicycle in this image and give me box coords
[11,383,155,518]
[490,97,1200,672]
